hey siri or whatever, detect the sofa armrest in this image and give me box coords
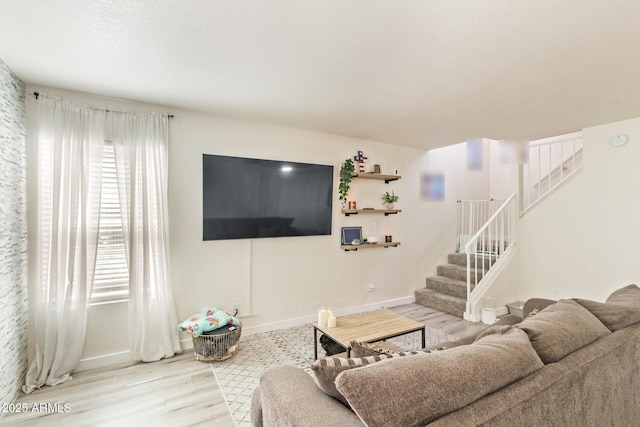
[251,365,362,427]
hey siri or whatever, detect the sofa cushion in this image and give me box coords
[575,284,640,331]
[314,346,440,405]
[516,299,610,364]
[335,327,543,427]
[312,353,401,405]
[349,339,461,358]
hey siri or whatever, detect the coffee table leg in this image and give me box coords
[313,327,318,361]
[421,327,426,348]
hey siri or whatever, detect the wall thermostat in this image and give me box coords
[610,134,628,147]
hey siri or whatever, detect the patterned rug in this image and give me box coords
[210,322,457,426]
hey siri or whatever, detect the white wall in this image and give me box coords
[518,117,640,302]
[489,139,518,200]
[168,110,427,337]
[168,115,491,338]
[415,140,491,281]
[24,86,491,367]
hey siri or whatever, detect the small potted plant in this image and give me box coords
[339,158,355,208]
[382,191,399,210]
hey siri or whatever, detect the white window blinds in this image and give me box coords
[91,141,129,303]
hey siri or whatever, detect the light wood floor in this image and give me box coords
[0,351,235,427]
[1,303,489,427]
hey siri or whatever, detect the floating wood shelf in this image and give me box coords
[341,209,402,216]
[340,242,401,252]
[351,172,401,184]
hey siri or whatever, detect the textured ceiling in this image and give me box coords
[2,1,640,149]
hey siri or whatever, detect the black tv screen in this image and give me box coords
[203,154,334,240]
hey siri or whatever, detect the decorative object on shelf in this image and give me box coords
[382,190,399,210]
[374,164,381,174]
[385,235,392,243]
[367,236,378,244]
[339,158,355,208]
[348,201,357,209]
[340,173,401,251]
[341,226,362,245]
[353,150,368,173]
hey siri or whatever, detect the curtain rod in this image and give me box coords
[32,92,174,118]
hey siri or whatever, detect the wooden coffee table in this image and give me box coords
[313,308,425,360]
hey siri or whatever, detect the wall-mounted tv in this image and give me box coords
[203,154,334,240]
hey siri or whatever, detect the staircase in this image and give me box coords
[415,132,583,320]
[415,194,516,320]
[415,253,493,317]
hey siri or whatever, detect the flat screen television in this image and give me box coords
[203,154,334,240]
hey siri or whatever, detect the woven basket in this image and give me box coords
[192,322,242,362]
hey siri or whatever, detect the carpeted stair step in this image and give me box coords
[437,263,485,284]
[425,275,472,299]
[414,288,466,317]
[415,251,499,318]
[447,252,497,269]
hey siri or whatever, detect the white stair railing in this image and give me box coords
[520,131,583,215]
[463,194,517,322]
[456,199,504,253]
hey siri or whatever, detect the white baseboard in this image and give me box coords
[83,295,417,370]
[240,295,415,337]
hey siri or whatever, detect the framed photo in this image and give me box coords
[341,226,362,245]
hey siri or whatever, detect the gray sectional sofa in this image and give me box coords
[251,285,640,426]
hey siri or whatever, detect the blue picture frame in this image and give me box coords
[341,226,362,245]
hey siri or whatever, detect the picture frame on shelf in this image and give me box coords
[341,226,362,245]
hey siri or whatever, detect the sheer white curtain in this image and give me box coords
[24,95,105,393]
[110,111,181,362]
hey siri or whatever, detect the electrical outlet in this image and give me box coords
[368,284,376,292]
[551,289,558,299]
[232,303,240,314]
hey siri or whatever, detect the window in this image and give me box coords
[91,141,129,304]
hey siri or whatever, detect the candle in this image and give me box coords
[318,307,326,327]
[328,316,337,328]
[318,307,331,327]
[325,308,332,327]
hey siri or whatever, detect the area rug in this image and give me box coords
[210,322,457,426]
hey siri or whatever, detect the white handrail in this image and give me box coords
[521,132,583,214]
[464,194,517,320]
[456,199,503,253]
